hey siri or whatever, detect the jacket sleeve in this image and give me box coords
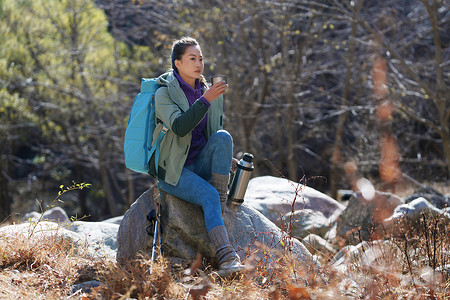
[155,87,209,137]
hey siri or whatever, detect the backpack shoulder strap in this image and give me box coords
[149,124,169,175]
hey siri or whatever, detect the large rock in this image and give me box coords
[245,176,345,222]
[244,176,345,241]
[385,197,449,222]
[404,187,450,209]
[0,220,118,259]
[116,188,156,263]
[302,234,337,256]
[68,220,119,257]
[283,209,330,239]
[383,197,450,237]
[336,191,402,243]
[117,186,316,268]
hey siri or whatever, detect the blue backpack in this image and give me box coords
[124,78,169,174]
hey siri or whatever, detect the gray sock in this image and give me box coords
[208,225,238,264]
[210,173,229,208]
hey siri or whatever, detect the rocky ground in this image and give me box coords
[1,175,449,299]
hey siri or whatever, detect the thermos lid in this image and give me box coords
[237,153,254,171]
[242,153,254,163]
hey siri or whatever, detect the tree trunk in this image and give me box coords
[0,171,10,222]
[424,0,450,177]
[329,2,360,199]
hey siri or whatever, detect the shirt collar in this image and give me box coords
[173,70,202,92]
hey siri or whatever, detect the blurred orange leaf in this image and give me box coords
[288,285,311,300]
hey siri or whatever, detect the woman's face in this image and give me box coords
[175,45,204,84]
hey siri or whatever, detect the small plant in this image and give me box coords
[27,181,91,238]
[391,210,449,292]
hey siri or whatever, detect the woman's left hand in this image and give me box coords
[231,158,239,173]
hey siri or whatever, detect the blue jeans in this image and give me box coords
[158,130,233,232]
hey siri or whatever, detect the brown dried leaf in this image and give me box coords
[288,285,311,300]
[188,284,210,300]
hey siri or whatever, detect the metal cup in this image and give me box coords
[211,75,227,85]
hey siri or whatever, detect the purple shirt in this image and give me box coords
[173,71,210,165]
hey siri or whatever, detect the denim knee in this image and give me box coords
[214,130,233,148]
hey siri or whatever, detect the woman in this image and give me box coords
[150,37,245,275]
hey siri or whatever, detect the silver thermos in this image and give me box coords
[228,153,254,204]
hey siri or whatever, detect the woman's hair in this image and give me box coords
[171,37,207,86]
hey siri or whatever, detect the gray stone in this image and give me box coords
[102,216,124,225]
[22,207,70,224]
[116,188,155,263]
[336,191,402,243]
[116,187,316,268]
[385,197,449,221]
[0,221,75,239]
[383,197,450,236]
[69,220,119,257]
[42,207,70,224]
[282,209,330,239]
[22,211,41,222]
[71,280,103,294]
[302,234,337,255]
[404,187,450,209]
[331,240,402,273]
[0,221,117,259]
[244,176,345,224]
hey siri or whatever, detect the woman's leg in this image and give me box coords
[159,130,244,274]
[192,130,245,271]
[193,130,233,180]
[194,130,233,210]
[157,166,223,232]
[158,166,239,268]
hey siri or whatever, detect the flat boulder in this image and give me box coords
[244,176,345,224]
[0,220,118,259]
[68,220,119,258]
[302,234,337,256]
[282,209,330,239]
[383,197,450,237]
[404,187,450,209]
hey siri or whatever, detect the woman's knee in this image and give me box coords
[213,130,232,148]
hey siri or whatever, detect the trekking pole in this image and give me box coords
[150,183,164,275]
[149,201,159,275]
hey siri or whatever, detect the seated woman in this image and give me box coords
[150,36,245,275]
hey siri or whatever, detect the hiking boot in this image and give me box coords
[217,257,248,277]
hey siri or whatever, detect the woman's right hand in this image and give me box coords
[203,81,228,103]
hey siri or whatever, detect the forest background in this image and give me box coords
[0,0,448,222]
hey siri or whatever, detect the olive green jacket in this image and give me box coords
[149,71,223,186]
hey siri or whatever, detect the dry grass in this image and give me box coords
[0,232,100,299]
[0,212,449,299]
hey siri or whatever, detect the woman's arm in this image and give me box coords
[170,99,208,136]
[155,88,208,137]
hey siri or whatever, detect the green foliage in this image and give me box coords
[0,89,35,127]
[0,0,160,217]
